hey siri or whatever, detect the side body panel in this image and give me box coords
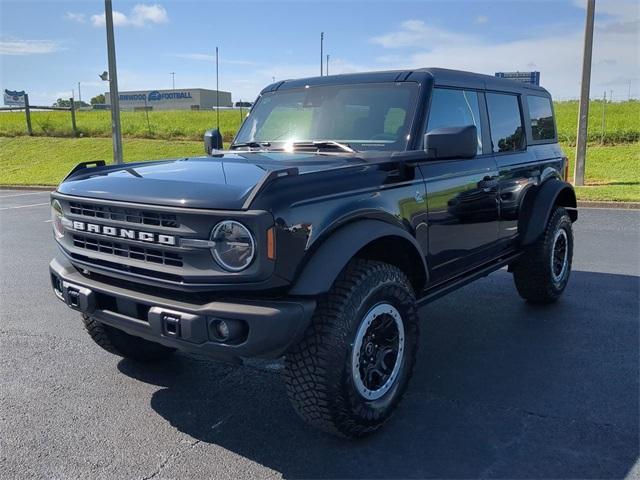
[419,157,500,281]
[494,143,565,245]
[251,162,430,286]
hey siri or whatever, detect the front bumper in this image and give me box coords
[50,257,316,362]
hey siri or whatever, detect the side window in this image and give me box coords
[427,88,483,154]
[486,93,525,153]
[527,95,556,141]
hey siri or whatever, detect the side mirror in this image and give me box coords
[204,128,223,154]
[424,125,477,160]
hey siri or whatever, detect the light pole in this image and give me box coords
[574,0,595,186]
[170,72,175,91]
[104,0,123,164]
[78,82,82,105]
[326,54,330,76]
[320,32,324,76]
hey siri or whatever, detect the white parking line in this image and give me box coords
[0,192,51,198]
[0,202,49,211]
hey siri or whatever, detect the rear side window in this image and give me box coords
[427,88,483,154]
[486,93,525,153]
[527,96,556,141]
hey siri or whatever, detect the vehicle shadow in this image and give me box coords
[117,269,639,479]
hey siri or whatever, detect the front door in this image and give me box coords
[419,87,500,282]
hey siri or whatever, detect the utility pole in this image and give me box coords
[326,54,330,76]
[574,0,595,186]
[320,32,324,76]
[170,72,175,91]
[78,82,82,105]
[105,0,123,164]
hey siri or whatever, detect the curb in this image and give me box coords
[577,201,640,210]
[0,185,54,191]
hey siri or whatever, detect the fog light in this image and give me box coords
[212,319,230,341]
[208,318,248,343]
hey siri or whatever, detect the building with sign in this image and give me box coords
[494,71,540,86]
[105,88,232,111]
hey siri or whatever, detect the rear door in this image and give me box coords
[419,87,500,282]
[486,92,562,245]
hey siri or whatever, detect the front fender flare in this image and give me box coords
[519,179,577,246]
[289,219,427,296]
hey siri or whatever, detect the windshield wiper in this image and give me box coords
[230,141,271,150]
[293,141,357,153]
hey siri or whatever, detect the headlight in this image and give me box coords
[51,200,65,239]
[210,220,255,272]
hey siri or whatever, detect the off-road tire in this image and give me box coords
[284,259,419,438]
[513,206,573,304]
[82,314,175,362]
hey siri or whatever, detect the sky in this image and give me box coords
[1,0,638,106]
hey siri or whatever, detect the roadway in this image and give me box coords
[0,189,638,479]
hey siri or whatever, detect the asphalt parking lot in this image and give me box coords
[1,189,638,479]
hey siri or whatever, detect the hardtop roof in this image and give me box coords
[262,67,551,97]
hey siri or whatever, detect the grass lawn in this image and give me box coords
[0,137,204,186]
[0,136,637,203]
[565,142,640,202]
[0,109,246,142]
[553,101,639,144]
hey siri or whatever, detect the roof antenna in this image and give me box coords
[215,46,220,132]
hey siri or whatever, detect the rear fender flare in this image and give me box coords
[519,179,577,246]
[289,219,427,296]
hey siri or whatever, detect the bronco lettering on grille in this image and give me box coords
[71,221,176,246]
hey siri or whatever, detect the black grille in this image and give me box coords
[69,202,179,228]
[72,234,183,267]
[70,253,184,283]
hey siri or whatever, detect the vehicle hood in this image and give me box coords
[56,152,364,210]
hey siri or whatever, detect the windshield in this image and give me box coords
[233,82,419,152]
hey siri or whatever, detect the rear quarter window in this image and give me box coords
[527,95,556,141]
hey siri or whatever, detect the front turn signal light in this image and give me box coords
[267,227,276,260]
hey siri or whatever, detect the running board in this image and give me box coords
[418,251,522,306]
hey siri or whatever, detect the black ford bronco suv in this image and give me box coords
[50,68,577,438]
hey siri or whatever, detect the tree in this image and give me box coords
[52,98,89,108]
[90,94,106,105]
[53,98,72,108]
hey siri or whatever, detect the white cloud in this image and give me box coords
[474,15,488,25]
[370,19,478,49]
[573,0,639,18]
[176,53,214,61]
[368,8,639,100]
[0,39,64,55]
[65,12,86,23]
[91,3,168,28]
[174,53,258,66]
